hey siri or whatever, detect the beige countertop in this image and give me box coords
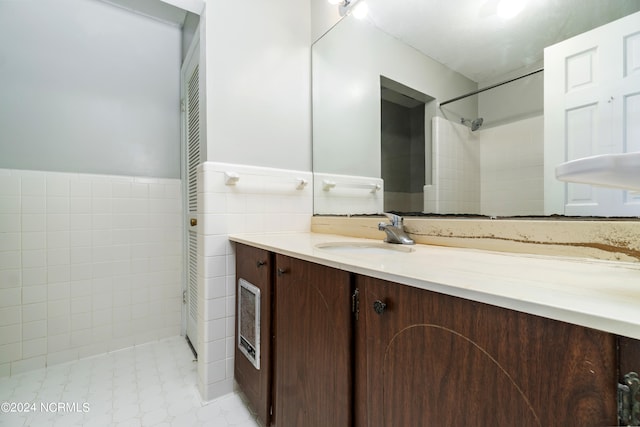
[229,232,640,340]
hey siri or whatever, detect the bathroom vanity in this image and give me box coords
[231,233,640,427]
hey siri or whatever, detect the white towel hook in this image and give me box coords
[296,178,309,190]
[225,171,240,185]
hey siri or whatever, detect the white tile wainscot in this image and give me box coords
[0,169,183,377]
[196,162,312,401]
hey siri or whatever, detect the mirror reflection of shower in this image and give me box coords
[460,117,484,131]
[380,76,435,213]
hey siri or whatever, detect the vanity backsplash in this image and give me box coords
[311,216,640,263]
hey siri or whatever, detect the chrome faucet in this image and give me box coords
[378,213,415,245]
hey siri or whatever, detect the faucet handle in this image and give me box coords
[383,212,403,227]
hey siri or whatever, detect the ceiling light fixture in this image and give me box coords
[351,1,368,19]
[327,0,368,19]
[497,0,526,20]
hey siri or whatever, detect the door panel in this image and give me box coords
[182,39,200,352]
[544,12,640,216]
[622,92,640,207]
[358,276,617,427]
[274,255,352,427]
[565,104,599,209]
[619,336,640,378]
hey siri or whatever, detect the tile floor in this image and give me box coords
[0,336,260,427]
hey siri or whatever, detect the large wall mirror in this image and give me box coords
[312,0,640,217]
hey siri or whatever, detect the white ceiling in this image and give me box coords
[99,0,640,83]
[364,0,640,82]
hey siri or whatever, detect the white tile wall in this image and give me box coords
[0,169,183,377]
[426,117,481,214]
[480,115,544,216]
[313,172,384,215]
[196,162,312,401]
[426,116,544,217]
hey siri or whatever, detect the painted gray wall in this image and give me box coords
[181,12,200,62]
[0,0,182,178]
[381,101,425,193]
[310,0,342,43]
[312,16,477,179]
[478,61,544,128]
[203,0,312,171]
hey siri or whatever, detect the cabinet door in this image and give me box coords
[358,276,617,427]
[619,336,640,375]
[234,244,273,427]
[274,255,352,427]
[619,335,640,426]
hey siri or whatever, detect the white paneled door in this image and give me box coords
[182,38,200,354]
[544,12,640,216]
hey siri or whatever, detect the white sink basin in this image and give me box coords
[555,152,640,191]
[315,241,414,255]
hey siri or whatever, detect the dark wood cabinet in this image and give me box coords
[618,337,640,426]
[619,336,640,378]
[356,275,619,427]
[234,244,640,426]
[234,244,273,427]
[273,254,352,427]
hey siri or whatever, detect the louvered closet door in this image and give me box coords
[184,41,200,354]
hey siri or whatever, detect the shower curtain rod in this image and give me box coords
[439,68,544,107]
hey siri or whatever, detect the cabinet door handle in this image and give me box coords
[256,260,266,268]
[277,268,288,276]
[373,300,387,315]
